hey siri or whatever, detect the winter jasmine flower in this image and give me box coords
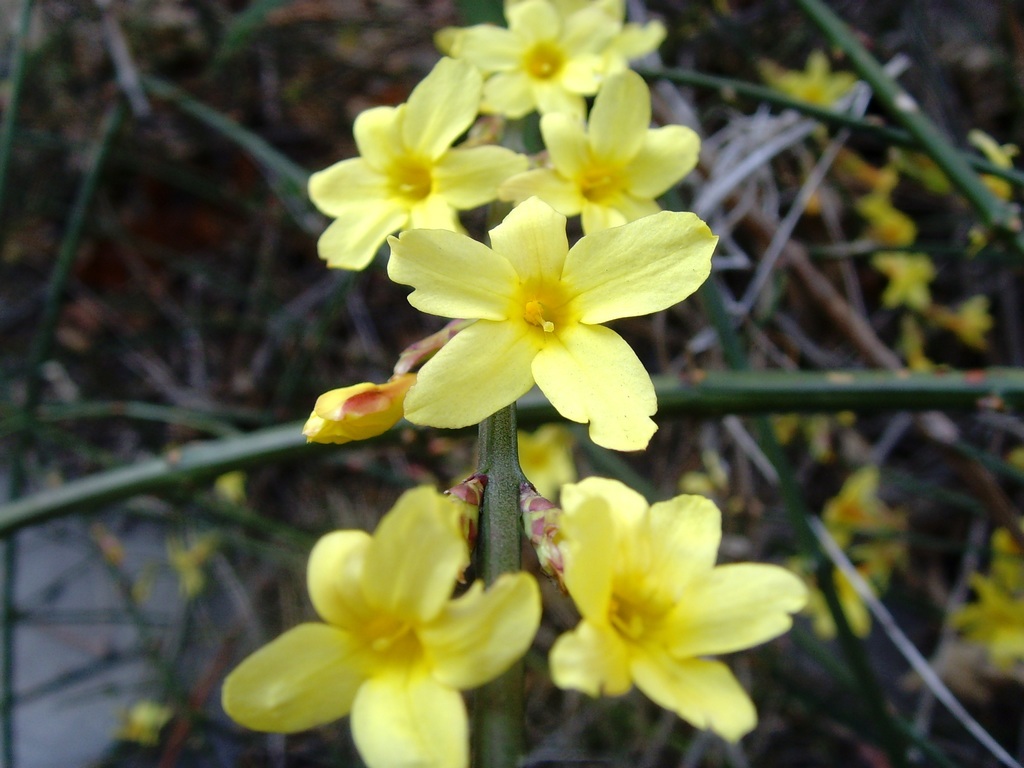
[549,477,806,741]
[387,197,716,451]
[222,486,541,768]
[308,57,526,270]
[499,70,699,232]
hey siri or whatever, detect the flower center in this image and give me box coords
[609,594,654,641]
[363,615,416,656]
[579,166,623,204]
[524,300,554,333]
[515,278,573,339]
[389,157,433,203]
[524,42,565,80]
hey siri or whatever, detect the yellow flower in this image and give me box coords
[499,70,699,232]
[952,573,1024,670]
[900,315,934,371]
[387,197,716,451]
[308,57,527,270]
[222,486,541,768]
[822,466,887,546]
[928,295,993,350]
[443,0,621,119]
[303,373,416,445]
[116,700,174,746]
[803,566,872,640]
[871,252,935,311]
[856,191,917,247]
[760,50,857,106]
[549,478,806,741]
[968,129,1018,201]
[168,534,219,598]
[214,470,247,504]
[989,523,1024,596]
[518,424,577,499]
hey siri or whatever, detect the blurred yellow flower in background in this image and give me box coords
[168,533,219,599]
[518,425,577,499]
[760,50,856,106]
[549,478,806,741]
[116,700,174,746]
[871,252,936,311]
[499,70,700,232]
[308,57,526,270]
[968,129,1018,201]
[388,197,716,450]
[222,486,540,768]
[928,295,993,350]
[802,566,872,639]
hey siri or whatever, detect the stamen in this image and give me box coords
[524,300,555,333]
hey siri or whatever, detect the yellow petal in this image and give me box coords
[403,320,539,428]
[580,200,628,233]
[482,71,536,118]
[498,168,584,214]
[625,125,701,198]
[317,203,408,271]
[387,229,518,321]
[409,194,462,231]
[362,486,467,623]
[221,623,367,733]
[643,494,721,590]
[488,196,569,284]
[532,323,657,451]
[434,146,529,208]
[589,71,649,165]
[403,58,482,160]
[306,530,375,630]
[541,112,589,178]
[564,210,716,324]
[352,105,403,171]
[549,620,632,696]
[559,480,634,621]
[507,0,560,43]
[534,81,588,118]
[664,563,806,658]
[452,25,522,74]
[420,573,541,689]
[630,651,757,742]
[350,667,468,768]
[308,158,389,217]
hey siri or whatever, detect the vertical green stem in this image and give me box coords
[472,404,525,768]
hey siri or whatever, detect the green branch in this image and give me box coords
[4,369,1023,537]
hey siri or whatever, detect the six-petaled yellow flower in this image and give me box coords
[441,0,621,119]
[308,57,527,270]
[222,486,541,768]
[500,70,700,232]
[549,478,806,741]
[303,374,416,445]
[387,197,716,451]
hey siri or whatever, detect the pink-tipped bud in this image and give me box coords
[520,482,565,590]
[445,473,486,580]
[393,319,473,375]
[302,373,415,445]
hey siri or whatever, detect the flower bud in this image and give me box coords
[303,373,415,445]
[520,482,565,589]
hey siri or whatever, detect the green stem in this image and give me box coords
[790,0,1024,254]
[6,368,1024,536]
[472,404,525,768]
